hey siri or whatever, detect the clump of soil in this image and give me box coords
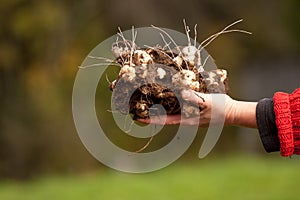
[109,40,228,119]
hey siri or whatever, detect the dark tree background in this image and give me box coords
[1,0,300,179]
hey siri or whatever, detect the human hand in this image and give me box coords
[137,90,257,128]
[137,90,234,127]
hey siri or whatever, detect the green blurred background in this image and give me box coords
[1,0,300,199]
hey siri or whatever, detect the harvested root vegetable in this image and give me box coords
[110,44,228,119]
[109,20,250,119]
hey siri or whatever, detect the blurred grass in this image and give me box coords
[0,155,300,200]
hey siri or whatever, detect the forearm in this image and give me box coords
[226,100,258,128]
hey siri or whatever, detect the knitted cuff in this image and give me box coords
[273,92,294,156]
[256,98,280,152]
[289,88,300,154]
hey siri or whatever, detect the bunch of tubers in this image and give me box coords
[109,40,228,119]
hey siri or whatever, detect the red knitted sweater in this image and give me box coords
[274,88,300,156]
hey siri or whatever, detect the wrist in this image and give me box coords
[226,99,258,128]
[225,98,238,126]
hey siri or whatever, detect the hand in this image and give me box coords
[137,90,233,127]
[137,90,257,128]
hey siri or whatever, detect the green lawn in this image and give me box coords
[1,155,300,200]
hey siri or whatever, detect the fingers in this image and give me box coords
[182,90,204,104]
[137,115,181,125]
[136,118,152,124]
[136,114,202,126]
[181,90,209,111]
[136,90,212,126]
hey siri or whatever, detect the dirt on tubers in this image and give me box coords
[109,41,229,119]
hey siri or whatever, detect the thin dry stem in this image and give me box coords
[183,19,191,46]
[194,24,198,47]
[202,55,211,67]
[145,45,175,63]
[159,33,175,58]
[88,55,116,63]
[134,136,154,153]
[123,114,133,133]
[151,25,183,56]
[78,63,121,69]
[198,19,252,52]
[105,74,111,84]
[117,27,130,49]
[129,26,137,67]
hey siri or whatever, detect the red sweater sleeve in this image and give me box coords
[273,88,300,156]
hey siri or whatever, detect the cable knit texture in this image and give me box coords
[274,88,300,156]
[290,88,300,154]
